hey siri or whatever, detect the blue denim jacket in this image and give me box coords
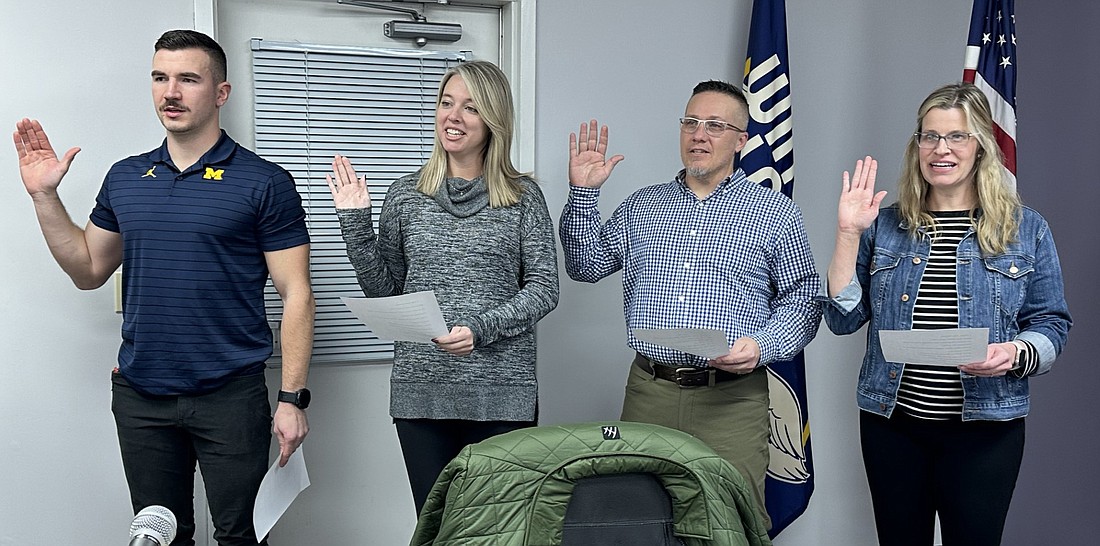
[822,205,1071,421]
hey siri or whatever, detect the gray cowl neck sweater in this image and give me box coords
[433,176,488,218]
[337,172,560,422]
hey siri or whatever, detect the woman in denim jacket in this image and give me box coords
[823,83,1071,546]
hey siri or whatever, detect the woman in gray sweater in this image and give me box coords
[327,60,559,515]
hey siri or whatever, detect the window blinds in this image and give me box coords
[252,38,467,364]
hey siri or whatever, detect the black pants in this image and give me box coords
[111,372,272,546]
[860,410,1025,546]
[395,417,536,515]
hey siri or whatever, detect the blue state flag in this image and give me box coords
[740,0,812,538]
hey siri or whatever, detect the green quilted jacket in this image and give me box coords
[410,421,773,546]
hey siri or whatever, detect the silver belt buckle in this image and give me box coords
[673,367,711,388]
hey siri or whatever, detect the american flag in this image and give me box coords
[963,0,1017,185]
[740,0,812,537]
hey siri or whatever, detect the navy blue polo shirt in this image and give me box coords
[90,131,309,396]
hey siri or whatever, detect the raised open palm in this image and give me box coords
[326,154,371,209]
[838,156,886,235]
[568,119,624,189]
[13,118,80,197]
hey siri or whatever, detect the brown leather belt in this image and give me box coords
[634,353,748,388]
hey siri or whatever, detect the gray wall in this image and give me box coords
[0,2,195,542]
[1,0,1096,544]
[1006,1,1100,543]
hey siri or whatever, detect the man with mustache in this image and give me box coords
[559,80,820,530]
[14,30,314,545]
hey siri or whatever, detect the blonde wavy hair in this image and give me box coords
[417,60,527,207]
[896,82,1020,255]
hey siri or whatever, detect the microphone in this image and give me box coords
[128,505,177,546]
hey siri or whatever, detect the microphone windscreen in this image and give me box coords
[129,505,177,546]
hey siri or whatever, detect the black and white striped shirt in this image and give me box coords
[897,212,971,420]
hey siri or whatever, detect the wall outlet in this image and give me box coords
[270,322,281,357]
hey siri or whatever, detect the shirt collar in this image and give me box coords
[148,130,237,173]
[673,167,748,198]
[902,208,982,234]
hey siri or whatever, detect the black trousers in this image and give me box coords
[111,372,272,546]
[395,417,536,515]
[860,410,1025,546]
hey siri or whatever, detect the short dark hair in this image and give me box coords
[154,30,228,83]
[692,80,749,112]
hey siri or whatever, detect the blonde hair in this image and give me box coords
[896,82,1020,255]
[417,61,527,207]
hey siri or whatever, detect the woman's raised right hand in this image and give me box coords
[838,156,886,236]
[326,154,371,209]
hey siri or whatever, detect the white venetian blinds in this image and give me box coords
[252,38,467,364]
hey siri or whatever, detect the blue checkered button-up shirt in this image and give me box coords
[560,169,821,366]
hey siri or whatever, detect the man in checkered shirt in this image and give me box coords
[559,80,821,530]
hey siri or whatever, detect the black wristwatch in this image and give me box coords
[278,388,311,409]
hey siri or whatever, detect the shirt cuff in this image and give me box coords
[335,206,373,223]
[829,275,862,313]
[566,185,601,208]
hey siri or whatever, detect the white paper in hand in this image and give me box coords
[631,328,730,359]
[878,327,989,366]
[341,291,450,343]
[253,446,310,543]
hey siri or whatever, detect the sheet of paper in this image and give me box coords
[341,291,449,343]
[253,446,310,542]
[878,328,989,366]
[630,328,730,359]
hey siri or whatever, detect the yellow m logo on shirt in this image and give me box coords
[203,168,224,180]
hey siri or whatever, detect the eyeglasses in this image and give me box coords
[679,117,745,137]
[914,131,975,150]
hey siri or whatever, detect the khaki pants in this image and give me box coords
[620,355,772,530]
